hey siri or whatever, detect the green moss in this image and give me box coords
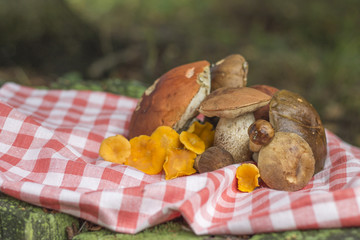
[73,219,220,240]
[0,193,79,240]
[251,228,360,240]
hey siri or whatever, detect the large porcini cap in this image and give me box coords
[258,132,315,191]
[128,60,210,138]
[198,87,272,118]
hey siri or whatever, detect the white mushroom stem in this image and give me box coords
[214,112,255,163]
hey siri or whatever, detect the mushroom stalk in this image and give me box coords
[214,112,254,163]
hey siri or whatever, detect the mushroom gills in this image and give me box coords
[173,66,210,132]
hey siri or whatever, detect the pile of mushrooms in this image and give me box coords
[128,54,327,192]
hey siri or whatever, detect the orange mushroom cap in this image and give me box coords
[99,135,131,164]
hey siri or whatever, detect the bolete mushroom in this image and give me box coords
[198,87,272,163]
[248,119,275,153]
[269,90,327,174]
[194,146,234,173]
[210,54,249,92]
[258,132,315,191]
[128,60,211,138]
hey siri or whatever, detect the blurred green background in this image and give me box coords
[0,0,359,146]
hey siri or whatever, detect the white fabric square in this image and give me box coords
[59,189,81,217]
[43,172,64,187]
[312,196,340,227]
[0,141,12,153]
[117,97,137,109]
[185,175,207,192]
[9,166,30,178]
[270,209,296,231]
[124,167,145,181]
[68,134,87,149]
[59,188,81,204]
[99,191,123,210]
[88,93,105,106]
[3,118,23,133]
[22,148,41,161]
[20,182,44,203]
[139,197,163,215]
[34,126,54,139]
[25,97,43,108]
[78,176,100,190]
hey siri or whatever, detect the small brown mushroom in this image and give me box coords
[258,132,315,191]
[198,87,272,163]
[269,90,327,174]
[194,146,234,173]
[248,119,275,152]
[211,54,248,92]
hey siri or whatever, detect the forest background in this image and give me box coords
[0,0,359,147]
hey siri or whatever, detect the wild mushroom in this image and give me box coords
[198,87,272,163]
[269,90,327,173]
[248,119,275,153]
[211,54,249,91]
[194,146,234,173]
[257,132,315,191]
[128,60,211,138]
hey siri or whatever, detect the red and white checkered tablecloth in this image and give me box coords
[1,82,360,235]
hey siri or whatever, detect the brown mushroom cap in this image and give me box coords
[198,87,272,118]
[194,146,234,173]
[211,54,248,91]
[128,60,210,138]
[248,119,275,146]
[269,90,327,174]
[258,132,315,191]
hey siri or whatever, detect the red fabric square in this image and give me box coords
[291,195,318,229]
[82,149,98,159]
[87,132,103,143]
[43,94,59,104]
[44,139,65,152]
[163,185,185,203]
[40,186,61,211]
[1,153,21,166]
[79,193,101,220]
[32,158,51,173]
[117,210,139,229]
[73,98,87,107]
[249,211,274,233]
[95,118,109,126]
[12,134,34,149]
[334,189,360,227]
[0,103,12,117]
[65,161,85,176]
[101,168,123,184]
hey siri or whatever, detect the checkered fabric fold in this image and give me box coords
[1,82,360,235]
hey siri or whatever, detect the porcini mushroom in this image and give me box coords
[194,146,234,173]
[128,61,211,138]
[258,132,315,191]
[198,87,272,163]
[248,119,275,152]
[211,54,249,91]
[269,90,327,173]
